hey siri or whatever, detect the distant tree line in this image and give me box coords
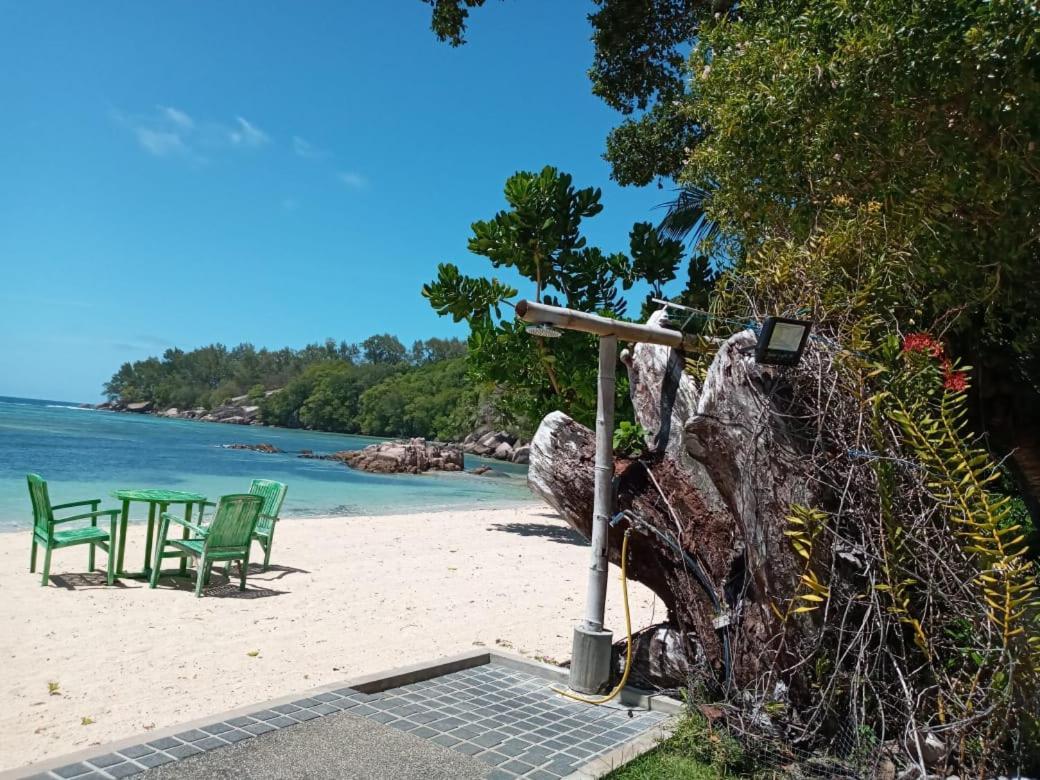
[103,335,477,440]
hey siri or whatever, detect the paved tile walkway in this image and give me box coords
[26,663,670,780]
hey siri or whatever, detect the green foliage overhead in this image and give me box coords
[423,167,689,432]
[467,166,612,304]
[423,263,517,323]
[627,221,682,304]
[423,0,708,185]
[422,0,488,46]
[682,0,1040,385]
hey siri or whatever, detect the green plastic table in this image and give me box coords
[112,489,207,579]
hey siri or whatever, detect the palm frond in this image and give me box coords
[656,185,719,246]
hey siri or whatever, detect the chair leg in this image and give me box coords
[239,553,249,591]
[194,558,208,598]
[30,539,37,573]
[149,546,163,589]
[106,543,115,586]
[262,531,273,571]
[41,546,52,586]
[88,541,96,573]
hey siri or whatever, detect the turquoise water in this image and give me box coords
[0,396,534,530]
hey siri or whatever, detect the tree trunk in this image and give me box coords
[529,313,817,694]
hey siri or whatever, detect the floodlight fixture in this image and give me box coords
[755,317,812,366]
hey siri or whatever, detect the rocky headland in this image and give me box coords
[91,400,529,466]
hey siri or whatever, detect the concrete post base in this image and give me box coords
[568,624,613,694]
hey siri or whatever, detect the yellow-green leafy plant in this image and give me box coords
[778,505,830,618]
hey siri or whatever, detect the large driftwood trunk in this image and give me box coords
[529,313,816,693]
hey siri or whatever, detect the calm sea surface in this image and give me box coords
[0,396,535,531]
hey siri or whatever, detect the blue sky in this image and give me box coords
[0,1,670,402]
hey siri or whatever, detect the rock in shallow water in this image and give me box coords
[333,438,464,474]
[224,443,282,454]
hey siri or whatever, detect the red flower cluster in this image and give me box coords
[901,332,968,393]
[943,370,968,392]
[902,332,944,358]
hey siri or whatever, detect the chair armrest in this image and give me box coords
[52,509,120,524]
[253,513,277,532]
[51,499,101,512]
[161,512,207,536]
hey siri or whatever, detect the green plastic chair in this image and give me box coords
[27,474,118,586]
[203,479,287,575]
[248,479,287,571]
[149,494,263,597]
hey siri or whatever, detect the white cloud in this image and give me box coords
[135,127,189,158]
[338,171,368,189]
[159,105,193,129]
[292,135,325,159]
[229,116,270,148]
[113,106,274,162]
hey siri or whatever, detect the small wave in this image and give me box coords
[46,404,91,410]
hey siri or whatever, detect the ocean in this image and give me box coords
[0,396,534,531]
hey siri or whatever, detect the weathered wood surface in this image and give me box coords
[529,312,817,691]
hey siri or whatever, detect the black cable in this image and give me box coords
[610,508,733,688]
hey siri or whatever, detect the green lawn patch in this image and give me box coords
[605,711,747,779]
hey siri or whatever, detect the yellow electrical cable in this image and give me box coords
[552,530,634,705]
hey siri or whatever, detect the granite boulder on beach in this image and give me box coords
[332,438,464,474]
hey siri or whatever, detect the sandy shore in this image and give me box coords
[0,505,658,771]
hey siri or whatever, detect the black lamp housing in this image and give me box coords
[754,317,812,366]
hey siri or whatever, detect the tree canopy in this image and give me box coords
[424,0,711,185]
[678,0,1040,506]
[424,165,712,433]
[103,336,474,441]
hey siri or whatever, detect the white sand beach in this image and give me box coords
[0,505,657,771]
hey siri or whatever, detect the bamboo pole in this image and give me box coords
[584,335,616,633]
[515,299,703,351]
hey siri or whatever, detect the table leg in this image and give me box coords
[180,503,193,576]
[144,502,157,575]
[117,499,130,575]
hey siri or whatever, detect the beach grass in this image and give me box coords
[605,713,747,780]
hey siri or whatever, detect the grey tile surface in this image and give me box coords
[35,662,668,780]
[243,721,277,736]
[135,754,174,769]
[164,744,201,760]
[53,764,93,778]
[172,731,206,743]
[103,762,143,778]
[86,754,123,769]
[199,722,234,735]
[118,746,154,760]
[190,736,227,751]
[217,729,251,743]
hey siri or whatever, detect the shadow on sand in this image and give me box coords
[50,563,309,599]
[49,571,129,590]
[487,521,587,546]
